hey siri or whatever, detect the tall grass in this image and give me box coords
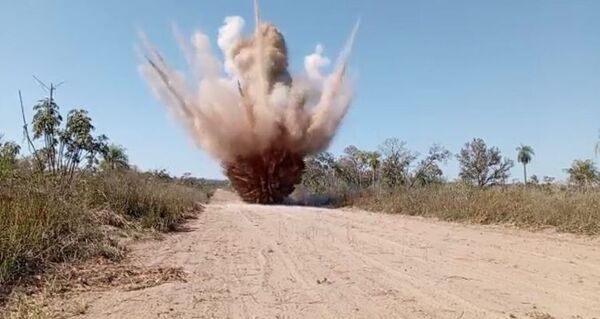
[352,184,600,235]
[0,175,111,286]
[84,171,209,231]
[0,170,211,293]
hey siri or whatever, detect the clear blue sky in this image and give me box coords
[1,0,599,180]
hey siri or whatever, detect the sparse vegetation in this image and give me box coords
[303,140,451,200]
[0,88,218,302]
[1,83,598,315]
[302,137,600,235]
[352,184,600,235]
[0,163,212,295]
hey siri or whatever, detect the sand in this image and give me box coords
[73,191,600,318]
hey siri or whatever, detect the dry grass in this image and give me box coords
[0,258,187,319]
[0,175,119,289]
[526,312,556,319]
[353,184,600,235]
[0,169,208,303]
[49,259,187,293]
[1,294,49,319]
[84,171,208,231]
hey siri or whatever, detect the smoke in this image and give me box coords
[304,44,330,83]
[138,9,358,166]
[218,16,245,76]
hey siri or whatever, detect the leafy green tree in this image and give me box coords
[100,144,129,171]
[28,92,109,185]
[32,97,62,172]
[0,136,21,179]
[457,138,514,187]
[565,159,598,186]
[516,144,535,184]
[61,110,108,172]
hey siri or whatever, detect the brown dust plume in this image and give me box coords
[139,3,358,203]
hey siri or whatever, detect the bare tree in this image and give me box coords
[338,145,369,188]
[303,152,337,193]
[408,144,451,188]
[378,138,417,189]
[457,138,513,187]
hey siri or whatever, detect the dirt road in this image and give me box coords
[75,193,600,319]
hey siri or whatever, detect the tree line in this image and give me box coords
[2,82,598,190]
[302,137,600,194]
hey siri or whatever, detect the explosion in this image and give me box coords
[139,1,358,204]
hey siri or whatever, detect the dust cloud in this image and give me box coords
[139,2,358,203]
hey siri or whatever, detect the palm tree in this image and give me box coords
[565,159,598,186]
[100,144,129,170]
[366,151,381,187]
[516,144,534,184]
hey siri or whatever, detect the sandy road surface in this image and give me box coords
[76,193,600,319]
